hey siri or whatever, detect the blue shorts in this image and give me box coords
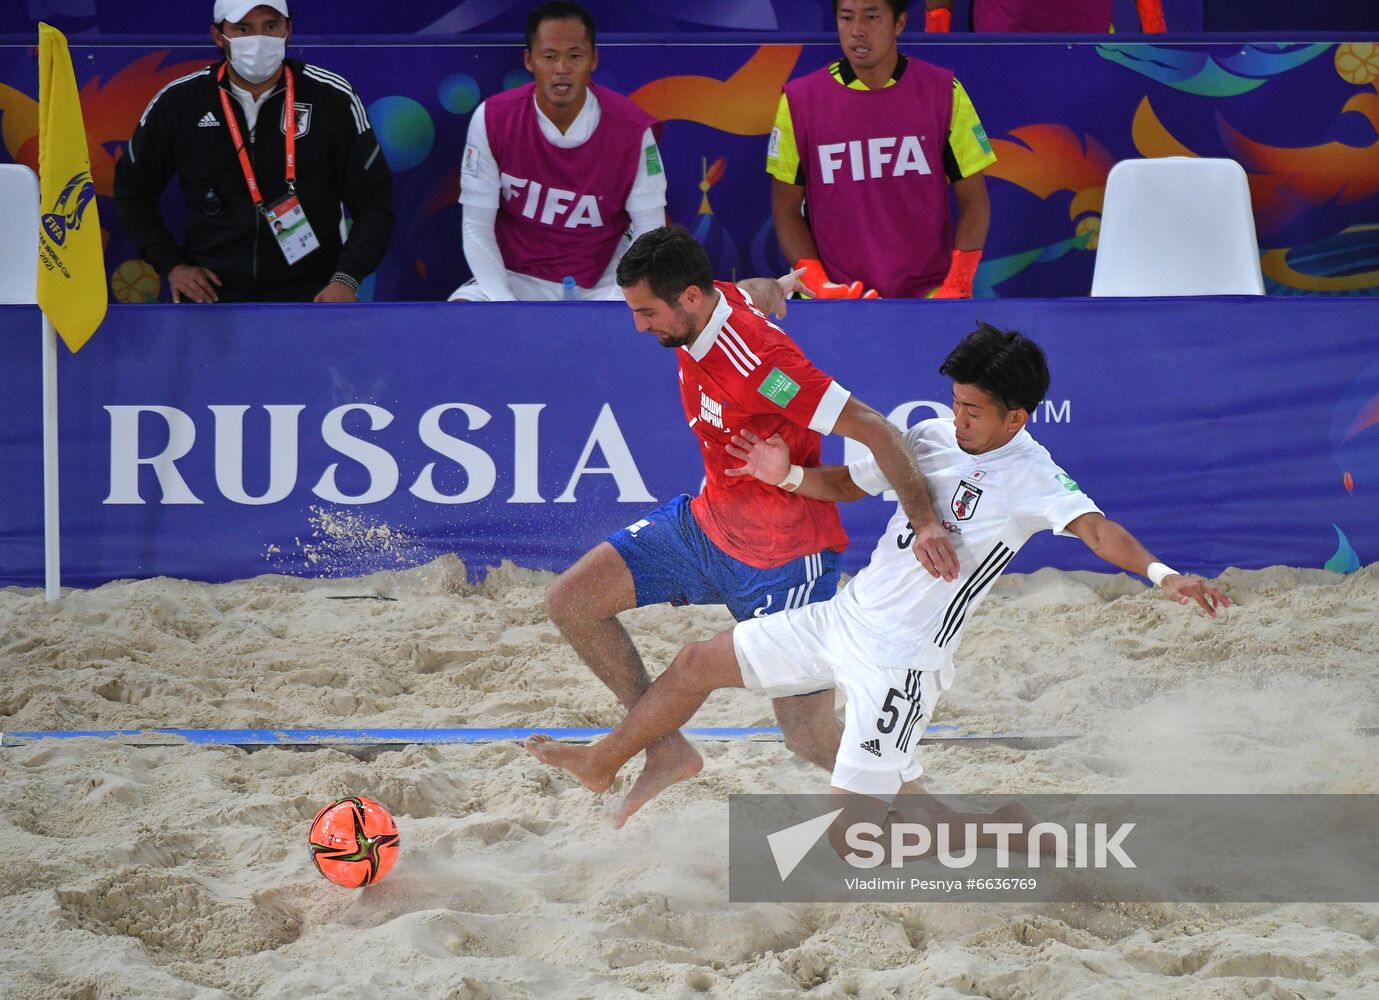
[606,494,841,623]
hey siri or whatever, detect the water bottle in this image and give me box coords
[562,275,578,301]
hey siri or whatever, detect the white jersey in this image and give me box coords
[841,419,1101,687]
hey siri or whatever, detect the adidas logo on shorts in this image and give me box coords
[198,112,219,128]
[860,738,882,758]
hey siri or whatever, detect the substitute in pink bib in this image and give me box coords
[786,59,955,298]
[482,81,653,286]
[451,5,667,302]
[484,80,654,288]
[767,1,996,300]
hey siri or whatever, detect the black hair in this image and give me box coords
[525,2,596,50]
[939,323,1050,413]
[831,0,909,18]
[616,226,714,304]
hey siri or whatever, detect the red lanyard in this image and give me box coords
[217,61,295,214]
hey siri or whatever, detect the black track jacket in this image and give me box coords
[114,58,394,301]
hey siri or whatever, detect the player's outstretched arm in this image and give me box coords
[735,268,806,320]
[1064,513,1233,618]
[833,399,959,581]
[725,428,866,502]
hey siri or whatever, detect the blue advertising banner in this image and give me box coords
[1,297,1375,588]
[1,30,1374,304]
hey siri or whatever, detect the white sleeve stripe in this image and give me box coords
[303,68,364,132]
[303,66,369,133]
[302,67,367,132]
[717,324,760,375]
[714,338,752,379]
[716,323,757,373]
[302,64,360,101]
[138,69,212,126]
[721,322,763,366]
[316,67,371,128]
[808,381,851,435]
[307,67,369,127]
[302,63,350,86]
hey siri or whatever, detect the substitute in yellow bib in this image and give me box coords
[767,0,996,300]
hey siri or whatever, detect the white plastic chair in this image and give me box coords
[0,163,40,304]
[1091,157,1264,296]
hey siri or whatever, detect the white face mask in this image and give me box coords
[224,34,286,85]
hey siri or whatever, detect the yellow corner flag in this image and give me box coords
[37,22,107,353]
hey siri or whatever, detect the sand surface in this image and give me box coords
[3,558,1378,999]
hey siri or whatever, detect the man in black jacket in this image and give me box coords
[114,1,394,303]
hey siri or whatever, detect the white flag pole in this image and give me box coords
[41,313,61,601]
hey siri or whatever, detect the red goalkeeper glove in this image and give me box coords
[929,249,982,299]
[926,8,951,33]
[793,258,864,300]
[1135,0,1166,32]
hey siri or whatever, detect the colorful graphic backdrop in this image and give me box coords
[1,35,1377,301]
[1,2,1205,36]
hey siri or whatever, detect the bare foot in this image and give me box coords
[524,734,617,793]
[994,801,1035,827]
[993,800,1056,858]
[614,733,704,829]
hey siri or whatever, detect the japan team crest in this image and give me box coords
[950,479,983,521]
[281,102,312,138]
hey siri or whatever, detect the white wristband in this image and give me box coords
[1146,562,1179,587]
[777,464,804,492]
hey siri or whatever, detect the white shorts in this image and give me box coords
[733,599,941,800]
[447,270,624,302]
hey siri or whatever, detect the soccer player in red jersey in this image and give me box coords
[536,226,958,826]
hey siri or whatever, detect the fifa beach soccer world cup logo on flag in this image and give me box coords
[36,22,107,353]
[40,170,96,247]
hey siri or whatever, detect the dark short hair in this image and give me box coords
[616,226,715,304]
[831,0,909,18]
[526,2,596,50]
[939,323,1050,413]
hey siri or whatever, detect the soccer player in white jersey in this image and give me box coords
[527,324,1231,843]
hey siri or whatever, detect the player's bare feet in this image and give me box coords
[524,733,616,793]
[993,800,1057,857]
[614,733,704,829]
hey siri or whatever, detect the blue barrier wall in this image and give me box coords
[1,298,1376,587]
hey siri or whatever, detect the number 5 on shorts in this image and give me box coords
[876,687,905,734]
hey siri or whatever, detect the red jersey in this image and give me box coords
[678,282,850,568]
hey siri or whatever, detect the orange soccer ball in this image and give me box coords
[308,796,400,887]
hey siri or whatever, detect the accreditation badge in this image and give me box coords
[264,193,320,264]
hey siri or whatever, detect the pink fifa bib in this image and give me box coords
[786,60,954,298]
[483,82,654,287]
[974,0,1113,32]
